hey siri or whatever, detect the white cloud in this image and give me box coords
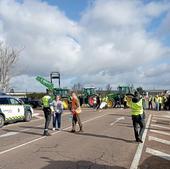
[0,0,170,91]
[0,0,81,76]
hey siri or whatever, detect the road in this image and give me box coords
[0,108,169,169]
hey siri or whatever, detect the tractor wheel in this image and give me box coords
[88,96,95,107]
[63,100,69,110]
[107,100,113,108]
[107,99,117,108]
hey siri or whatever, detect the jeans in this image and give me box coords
[53,113,62,129]
[132,114,145,141]
[148,101,153,109]
[155,102,159,111]
[43,107,51,131]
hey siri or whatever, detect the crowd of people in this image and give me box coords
[41,89,169,143]
[147,94,169,111]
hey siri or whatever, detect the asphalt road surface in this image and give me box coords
[0,108,169,169]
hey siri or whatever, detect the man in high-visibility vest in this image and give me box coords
[154,95,159,111]
[42,89,53,136]
[163,95,167,110]
[129,91,145,143]
[123,95,128,109]
[158,95,163,111]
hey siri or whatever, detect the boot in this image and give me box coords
[79,127,84,132]
[43,130,51,136]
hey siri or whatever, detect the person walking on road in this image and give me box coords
[95,95,101,110]
[70,92,83,133]
[148,95,153,110]
[128,91,145,143]
[51,95,63,131]
[42,89,53,136]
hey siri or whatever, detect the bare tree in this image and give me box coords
[106,84,112,91]
[0,41,19,92]
[72,82,83,91]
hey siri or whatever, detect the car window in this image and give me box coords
[9,98,20,105]
[0,98,10,104]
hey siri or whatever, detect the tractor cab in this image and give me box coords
[53,88,69,98]
[83,87,96,96]
[53,88,70,109]
[79,87,97,107]
[117,86,135,95]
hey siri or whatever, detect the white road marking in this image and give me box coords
[146,148,170,161]
[151,124,170,130]
[150,130,170,136]
[0,113,109,156]
[110,117,125,126]
[0,111,84,138]
[2,111,71,129]
[148,136,170,145]
[152,117,170,122]
[152,119,157,123]
[0,132,18,138]
[153,115,170,119]
[130,114,152,169]
[0,129,30,138]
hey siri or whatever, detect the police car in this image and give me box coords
[0,95,33,128]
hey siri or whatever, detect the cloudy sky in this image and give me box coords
[0,0,170,92]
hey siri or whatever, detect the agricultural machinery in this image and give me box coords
[107,85,135,108]
[79,87,98,107]
[36,74,70,109]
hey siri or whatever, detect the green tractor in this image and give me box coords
[36,75,71,109]
[79,87,97,107]
[53,88,71,109]
[107,85,135,108]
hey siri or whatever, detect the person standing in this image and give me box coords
[163,95,167,110]
[148,95,153,110]
[158,95,163,111]
[154,95,159,111]
[71,92,83,133]
[93,96,97,109]
[123,95,128,109]
[128,91,145,143]
[42,89,53,136]
[95,95,101,110]
[51,95,63,131]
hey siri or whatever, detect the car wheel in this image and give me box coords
[0,114,5,128]
[25,111,32,122]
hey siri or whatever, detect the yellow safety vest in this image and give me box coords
[158,97,163,104]
[155,97,158,103]
[149,96,152,102]
[42,95,51,108]
[131,99,143,116]
[124,95,127,102]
